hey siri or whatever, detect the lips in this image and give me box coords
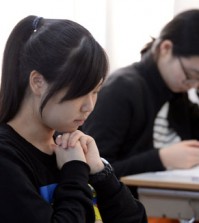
[74,119,86,126]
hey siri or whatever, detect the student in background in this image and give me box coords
[82,9,199,184]
[0,15,146,223]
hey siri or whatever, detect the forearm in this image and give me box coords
[112,149,165,178]
[90,171,147,223]
[0,158,95,223]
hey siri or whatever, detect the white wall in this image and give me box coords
[0,0,107,71]
[174,0,199,15]
[0,0,199,74]
[105,0,175,72]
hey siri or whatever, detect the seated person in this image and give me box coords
[82,9,199,190]
[0,15,146,223]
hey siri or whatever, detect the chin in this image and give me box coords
[59,126,78,133]
[66,129,77,133]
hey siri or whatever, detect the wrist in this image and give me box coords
[159,148,173,170]
[90,159,105,175]
[89,158,114,184]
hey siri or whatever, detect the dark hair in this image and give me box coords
[140,9,199,57]
[0,16,109,123]
[140,37,155,56]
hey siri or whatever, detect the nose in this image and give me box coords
[81,95,95,113]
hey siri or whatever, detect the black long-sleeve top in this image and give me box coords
[82,52,199,178]
[0,123,146,223]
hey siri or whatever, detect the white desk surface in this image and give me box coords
[120,169,199,220]
[120,171,199,191]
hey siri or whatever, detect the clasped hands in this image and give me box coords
[54,130,104,174]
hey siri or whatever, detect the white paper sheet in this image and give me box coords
[155,165,199,179]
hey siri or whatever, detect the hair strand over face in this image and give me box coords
[0,16,109,123]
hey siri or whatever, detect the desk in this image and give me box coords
[120,172,199,220]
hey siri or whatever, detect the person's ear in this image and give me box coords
[159,40,173,57]
[29,70,47,96]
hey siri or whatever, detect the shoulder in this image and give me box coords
[100,64,146,102]
[0,124,27,165]
[104,64,145,92]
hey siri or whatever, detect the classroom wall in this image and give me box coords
[105,0,174,73]
[105,0,199,73]
[0,0,199,74]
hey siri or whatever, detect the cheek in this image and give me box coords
[169,77,189,92]
[42,104,69,129]
[164,66,185,91]
[91,95,98,111]
[42,103,80,132]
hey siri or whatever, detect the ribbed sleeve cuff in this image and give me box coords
[60,161,90,184]
[91,173,121,198]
